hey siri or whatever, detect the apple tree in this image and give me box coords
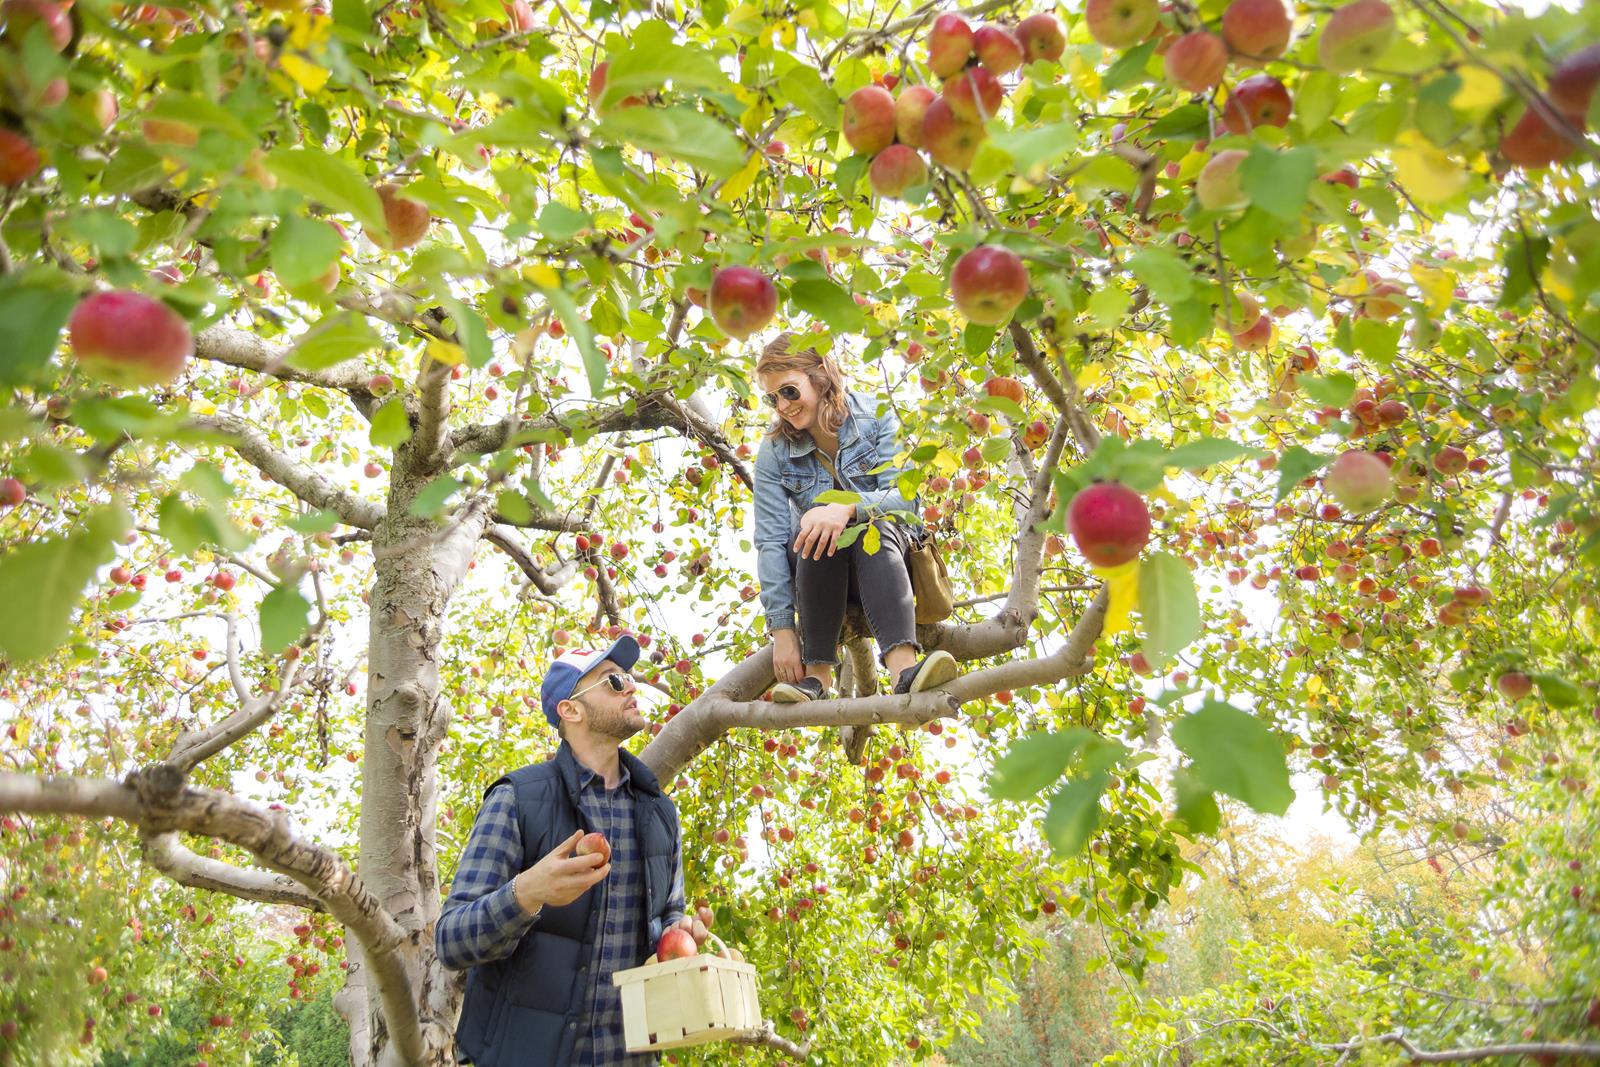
[0,0,1597,1061]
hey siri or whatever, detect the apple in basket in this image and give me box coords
[656,927,698,961]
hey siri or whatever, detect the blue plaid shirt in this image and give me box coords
[437,758,685,1066]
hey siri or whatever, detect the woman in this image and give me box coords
[752,333,958,703]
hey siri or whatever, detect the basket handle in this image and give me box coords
[643,926,736,965]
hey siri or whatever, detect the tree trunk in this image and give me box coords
[352,492,488,1066]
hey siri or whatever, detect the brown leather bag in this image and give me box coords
[814,447,954,625]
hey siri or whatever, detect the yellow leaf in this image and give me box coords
[863,523,881,555]
[1451,67,1504,111]
[286,10,332,48]
[1391,132,1470,203]
[1091,560,1140,635]
[1069,53,1102,101]
[717,152,765,203]
[1410,264,1455,314]
[426,339,465,366]
[524,264,561,289]
[279,53,330,94]
[1306,674,1324,696]
[1078,362,1107,391]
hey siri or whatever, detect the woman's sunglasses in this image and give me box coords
[761,384,803,408]
[569,672,635,700]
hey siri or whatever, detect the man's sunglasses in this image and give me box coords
[761,384,803,408]
[569,671,636,701]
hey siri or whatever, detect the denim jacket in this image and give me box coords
[752,392,917,633]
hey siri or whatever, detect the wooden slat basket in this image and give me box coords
[612,934,761,1052]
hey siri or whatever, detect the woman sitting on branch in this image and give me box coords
[751,333,958,703]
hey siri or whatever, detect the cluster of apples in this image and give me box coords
[845,11,1066,199]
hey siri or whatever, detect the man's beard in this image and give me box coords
[589,704,642,742]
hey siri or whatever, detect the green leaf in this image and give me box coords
[1274,445,1328,501]
[286,510,341,534]
[595,106,745,179]
[789,278,868,333]
[1530,672,1586,708]
[815,489,863,505]
[1171,700,1294,816]
[1043,773,1109,855]
[1086,285,1130,330]
[1295,71,1339,131]
[538,202,592,242]
[1101,39,1156,92]
[260,583,312,653]
[1172,768,1221,835]
[157,495,250,556]
[408,475,461,518]
[1164,437,1266,470]
[436,296,493,369]
[1239,146,1318,220]
[1126,248,1195,306]
[369,400,412,448]
[777,65,838,126]
[289,314,383,371]
[1299,371,1358,407]
[72,397,184,441]
[270,216,342,289]
[1138,551,1200,664]
[980,437,1012,465]
[833,524,863,549]
[976,396,1028,423]
[496,490,533,525]
[1499,233,1550,307]
[990,121,1080,177]
[0,272,79,386]
[264,148,387,237]
[1073,155,1140,195]
[0,507,129,662]
[599,21,737,108]
[59,210,138,258]
[542,285,606,395]
[988,729,1093,801]
[1148,105,1210,140]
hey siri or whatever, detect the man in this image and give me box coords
[436,635,707,1066]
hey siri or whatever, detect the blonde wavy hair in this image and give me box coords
[755,333,849,443]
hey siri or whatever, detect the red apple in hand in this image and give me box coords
[709,266,777,340]
[69,291,193,387]
[576,831,612,864]
[656,927,697,961]
[950,245,1028,325]
[1068,482,1151,567]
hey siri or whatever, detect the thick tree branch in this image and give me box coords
[641,588,1108,780]
[450,399,680,461]
[188,414,385,529]
[413,358,454,471]
[195,326,377,412]
[0,767,425,1065]
[140,830,324,909]
[733,1020,812,1059]
[1334,1030,1600,1063]
[483,525,582,595]
[1009,321,1074,415]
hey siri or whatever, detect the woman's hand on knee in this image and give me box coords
[772,629,803,684]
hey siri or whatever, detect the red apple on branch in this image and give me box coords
[1085,0,1158,50]
[68,291,193,387]
[922,96,986,170]
[894,85,936,147]
[926,13,974,78]
[708,266,777,339]
[842,85,896,154]
[1317,0,1396,73]
[1221,75,1292,135]
[974,25,1024,75]
[1222,0,1292,61]
[1197,150,1250,212]
[1324,451,1393,513]
[1165,31,1228,92]
[983,376,1026,404]
[1015,13,1065,61]
[0,129,42,186]
[869,144,928,199]
[1496,672,1532,701]
[943,66,1004,121]
[375,184,429,251]
[950,245,1028,325]
[1068,482,1151,566]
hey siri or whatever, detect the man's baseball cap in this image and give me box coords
[539,635,642,728]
